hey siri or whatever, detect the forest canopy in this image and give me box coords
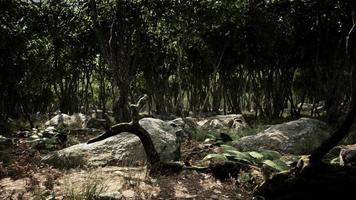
[1,0,356,129]
[2,1,356,199]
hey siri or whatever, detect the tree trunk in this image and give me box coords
[88,95,163,172]
[113,84,131,123]
[256,21,356,200]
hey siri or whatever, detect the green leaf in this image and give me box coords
[220,144,238,152]
[202,154,227,161]
[260,150,282,160]
[282,155,301,165]
[225,150,254,159]
[224,150,256,164]
[248,151,264,160]
[29,138,42,143]
[206,134,216,139]
[30,134,39,139]
[45,143,54,149]
[224,154,254,164]
[262,159,290,172]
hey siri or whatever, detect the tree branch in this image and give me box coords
[86,94,161,166]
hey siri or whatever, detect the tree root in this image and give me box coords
[255,158,356,200]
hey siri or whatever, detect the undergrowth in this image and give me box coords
[63,174,107,200]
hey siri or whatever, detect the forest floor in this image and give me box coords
[0,134,257,199]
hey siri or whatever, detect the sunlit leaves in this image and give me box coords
[203,144,291,172]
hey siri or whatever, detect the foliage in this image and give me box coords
[29,128,66,150]
[191,124,264,142]
[63,174,107,200]
[228,125,268,140]
[0,0,355,124]
[191,129,216,141]
[202,145,290,172]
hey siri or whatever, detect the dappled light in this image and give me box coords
[1,0,356,199]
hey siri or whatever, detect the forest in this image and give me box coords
[1,0,356,199]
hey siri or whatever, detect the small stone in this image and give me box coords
[98,192,123,200]
[211,194,219,199]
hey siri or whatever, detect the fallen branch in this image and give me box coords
[87,95,261,177]
[87,95,161,169]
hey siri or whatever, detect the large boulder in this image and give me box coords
[45,114,71,127]
[339,144,356,166]
[45,113,90,128]
[42,118,180,168]
[232,118,330,155]
[86,118,107,129]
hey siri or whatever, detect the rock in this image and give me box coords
[0,135,12,150]
[196,114,248,132]
[166,115,248,140]
[168,114,247,133]
[16,130,31,138]
[232,118,330,155]
[98,192,123,200]
[45,114,71,127]
[340,144,356,166]
[45,113,90,128]
[91,109,104,119]
[42,118,180,168]
[184,117,199,129]
[168,117,198,140]
[71,113,90,128]
[44,126,57,134]
[86,118,107,129]
[168,118,186,128]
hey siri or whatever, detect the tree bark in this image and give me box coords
[309,20,356,165]
[113,85,131,123]
[88,95,161,168]
[309,104,356,165]
[255,20,356,200]
[87,122,160,166]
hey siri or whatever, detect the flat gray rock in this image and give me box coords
[232,118,330,155]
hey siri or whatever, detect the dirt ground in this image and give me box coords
[0,135,257,199]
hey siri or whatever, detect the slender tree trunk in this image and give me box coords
[114,83,131,123]
[308,20,356,165]
[309,104,356,165]
[88,95,161,169]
